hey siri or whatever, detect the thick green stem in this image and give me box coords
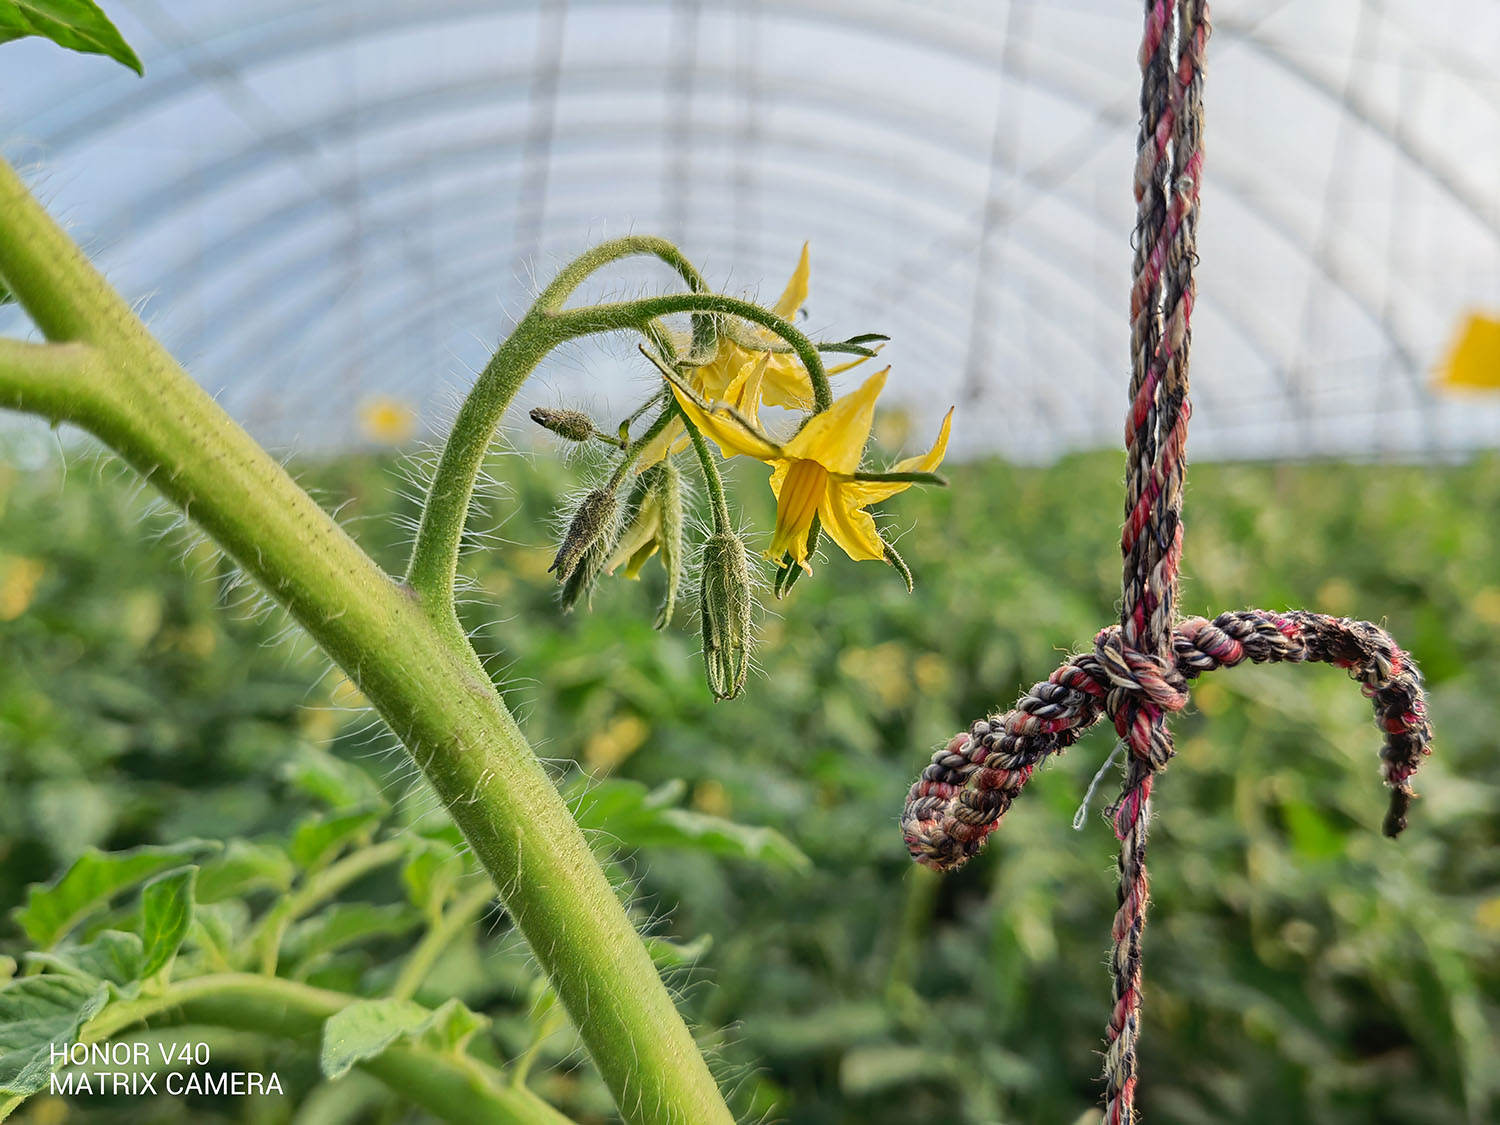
[71,974,572,1125]
[0,159,733,1125]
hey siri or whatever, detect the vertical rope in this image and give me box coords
[1106,3,1209,1121]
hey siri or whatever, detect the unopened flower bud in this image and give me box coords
[699,532,753,700]
[529,407,596,443]
[560,531,610,612]
[550,488,617,582]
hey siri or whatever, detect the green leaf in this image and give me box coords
[571,779,810,871]
[191,901,250,965]
[13,840,217,949]
[0,975,109,1097]
[26,931,143,990]
[0,279,11,306]
[289,808,382,870]
[0,0,143,74]
[138,867,195,978]
[645,933,713,968]
[282,747,387,811]
[320,998,487,1080]
[401,838,464,919]
[283,904,420,967]
[196,841,295,904]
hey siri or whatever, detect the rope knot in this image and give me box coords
[1092,626,1190,713]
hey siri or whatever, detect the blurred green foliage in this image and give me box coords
[0,433,1496,1124]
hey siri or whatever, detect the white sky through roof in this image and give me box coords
[2,0,1498,460]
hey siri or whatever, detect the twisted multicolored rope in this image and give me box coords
[902,610,1432,869]
[900,2,1435,1121]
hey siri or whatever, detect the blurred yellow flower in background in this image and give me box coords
[1436,312,1500,391]
[358,394,418,444]
[0,555,44,621]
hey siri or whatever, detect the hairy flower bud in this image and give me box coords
[550,488,617,582]
[560,530,610,612]
[699,532,753,700]
[529,407,596,443]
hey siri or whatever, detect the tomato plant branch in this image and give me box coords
[0,157,734,1125]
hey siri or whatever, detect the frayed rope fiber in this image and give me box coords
[898,1,1435,1121]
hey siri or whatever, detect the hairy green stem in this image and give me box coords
[0,159,733,1125]
[679,404,733,533]
[72,974,572,1125]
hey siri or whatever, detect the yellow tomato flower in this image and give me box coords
[1437,312,1500,391]
[666,366,952,572]
[636,243,870,470]
[357,394,418,444]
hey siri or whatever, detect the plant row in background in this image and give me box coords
[2,443,1496,1123]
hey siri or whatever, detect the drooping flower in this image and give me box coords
[636,244,870,469]
[666,366,952,573]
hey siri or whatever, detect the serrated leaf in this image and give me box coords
[289,808,382,870]
[196,841,294,904]
[283,904,420,967]
[571,779,810,871]
[138,867,194,978]
[401,839,464,919]
[0,0,143,74]
[26,931,143,990]
[283,747,387,811]
[13,840,216,949]
[320,997,486,1080]
[0,975,109,1096]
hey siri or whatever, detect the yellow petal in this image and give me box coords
[722,354,770,431]
[819,481,885,562]
[783,367,887,474]
[692,347,742,400]
[772,242,811,320]
[843,406,953,507]
[621,539,659,579]
[663,368,782,462]
[1437,313,1500,390]
[827,351,875,376]
[606,497,662,576]
[757,353,818,410]
[766,459,826,572]
[635,415,687,471]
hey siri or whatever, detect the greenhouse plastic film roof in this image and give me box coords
[3,0,1498,460]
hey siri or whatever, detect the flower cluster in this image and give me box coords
[537,247,952,699]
